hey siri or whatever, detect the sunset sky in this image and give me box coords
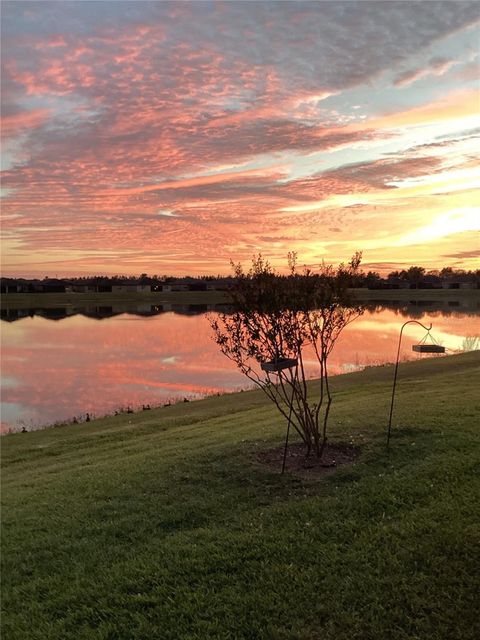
[1,0,479,277]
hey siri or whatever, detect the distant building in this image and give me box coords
[0,278,22,293]
[369,277,409,290]
[418,274,443,289]
[161,277,204,292]
[33,279,66,293]
[69,278,152,293]
[442,277,477,290]
[71,282,98,293]
[206,278,234,291]
[111,282,151,293]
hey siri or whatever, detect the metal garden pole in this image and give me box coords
[387,320,432,447]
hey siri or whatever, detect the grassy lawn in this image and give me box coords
[3,288,479,310]
[2,352,479,639]
[1,290,229,310]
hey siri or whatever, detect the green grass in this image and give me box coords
[2,352,479,639]
[1,290,229,310]
[3,288,479,310]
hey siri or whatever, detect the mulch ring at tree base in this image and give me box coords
[257,442,360,476]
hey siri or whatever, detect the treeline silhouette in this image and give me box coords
[360,266,478,289]
[1,265,478,293]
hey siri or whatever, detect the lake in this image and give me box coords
[1,299,478,432]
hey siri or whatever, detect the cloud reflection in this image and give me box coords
[1,306,476,432]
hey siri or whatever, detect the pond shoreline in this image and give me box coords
[3,350,477,435]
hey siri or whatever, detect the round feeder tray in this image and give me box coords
[412,344,445,353]
[261,357,298,372]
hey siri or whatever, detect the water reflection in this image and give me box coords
[1,302,478,432]
[1,302,231,323]
[363,297,479,317]
[2,296,479,324]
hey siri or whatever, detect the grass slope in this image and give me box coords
[1,290,229,310]
[2,352,480,640]
[2,288,479,310]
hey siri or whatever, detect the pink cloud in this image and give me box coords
[1,2,479,276]
[1,108,52,138]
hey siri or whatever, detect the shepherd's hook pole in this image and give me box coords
[282,365,298,474]
[387,320,432,447]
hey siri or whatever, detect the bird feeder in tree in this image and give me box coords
[261,357,298,373]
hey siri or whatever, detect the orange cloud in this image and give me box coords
[368,88,479,130]
[1,3,479,277]
[99,166,287,196]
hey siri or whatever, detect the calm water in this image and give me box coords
[1,301,479,432]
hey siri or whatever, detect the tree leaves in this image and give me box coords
[210,254,365,457]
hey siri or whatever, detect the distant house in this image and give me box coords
[95,280,113,293]
[71,281,98,293]
[0,278,22,293]
[162,282,189,292]
[161,277,200,292]
[205,278,234,291]
[34,279,66,293]
[378,277,410,290]
[75,278,115,293]
[68,278,151,293]
[188,282,208,292]
[442,277,477,290]
[165,276,234,292]
[418,275,443,289]
[150,280,163,292]
[110,281,151,293]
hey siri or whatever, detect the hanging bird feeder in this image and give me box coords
[261,357,298,373]
[412,325,446,353]
[412,344,445,353]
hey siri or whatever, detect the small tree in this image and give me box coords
[210,253,364,458]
